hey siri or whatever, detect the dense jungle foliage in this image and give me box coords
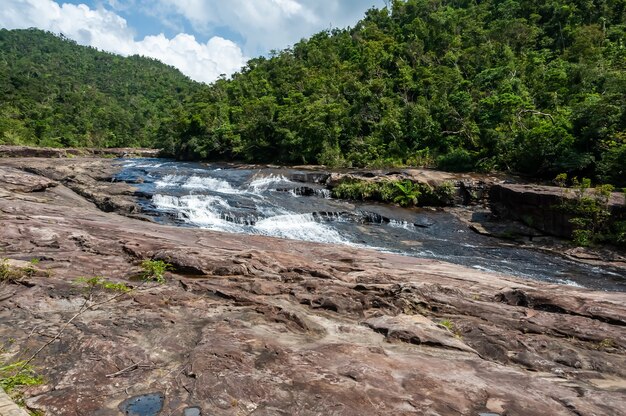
[158,0,626,186]
[1,1,626,187]
[0,28,199,148]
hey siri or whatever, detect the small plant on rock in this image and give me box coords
[554,173,568,189]
[22,259,40,278]
[438,319,454,331]
[0,360,43,394]
[0,259,16,282]
[75,276,131,293]
[0,259,27,282]
[438,319,463,338]
[140,259,172,284]
[592,338,617,350]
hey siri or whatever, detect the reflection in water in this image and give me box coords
[118,392,164,416]
[117,159,625,292]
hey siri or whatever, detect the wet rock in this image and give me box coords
[276,186,316,196]
[358,211,391,224]
[287,171,330,184]
[413,217,434,228]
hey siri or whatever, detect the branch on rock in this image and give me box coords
[105,361,153,378]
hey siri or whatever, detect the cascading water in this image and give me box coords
[145,163,349,244]
[117,159,626,291]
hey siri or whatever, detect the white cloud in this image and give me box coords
[153,0,385,54]
[137,33,245,81]
[0,0,247,83]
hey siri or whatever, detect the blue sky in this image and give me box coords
[0,0,385,83]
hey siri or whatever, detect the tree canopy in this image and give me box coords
[159,0,626,185]
[0,28,199,148]
[2,1,626,186]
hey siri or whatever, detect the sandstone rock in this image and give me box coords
[1,158,140,216]
[364,314,477,353]
[0,145,160,159]
[0,167,57,193]
[490,183,626,238]
[0,157,624,415]
[0,387,30,416]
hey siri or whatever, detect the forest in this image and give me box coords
[1,0,626,186]
[0,28,199,149]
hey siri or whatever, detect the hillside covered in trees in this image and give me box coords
[159,0,625,185]
[1,1,626,186]
[0,28,200,148]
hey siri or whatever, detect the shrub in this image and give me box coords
[406,148,434,168]
[597,144,626,188]
[556,174,619,247]
[393,180,421,207]
[140,259,172,284]
[331,178,456,207]
[435,148,475,172]
[613,221,626,245]
[435,181,456,204]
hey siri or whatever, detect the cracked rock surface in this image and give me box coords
[0,158,625,415]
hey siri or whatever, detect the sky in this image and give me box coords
[0,0,385,84]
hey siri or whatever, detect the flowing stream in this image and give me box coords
[116,159,625,291]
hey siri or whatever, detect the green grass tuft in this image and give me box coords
[0,361,43,394]
[75,276,131,293]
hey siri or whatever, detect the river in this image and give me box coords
[116,158,625,291]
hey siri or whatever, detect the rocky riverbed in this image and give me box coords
[0,155,625,415]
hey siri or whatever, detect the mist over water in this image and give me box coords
[117,159,626,291]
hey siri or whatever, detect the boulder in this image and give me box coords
[490,184,626,238]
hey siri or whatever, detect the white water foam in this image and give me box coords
[152,194,242,232]
[122,160,165,168]
[153,194,350,245]
[471,264,501,274]
[248,174,294,193]
[256,205,291,217]
[135,163,165,168]
[254,213,348,244]
[155,174,185,188]
[554,279,585,288]
[317,189,332,199]
[389,220,414,230]
[155,174,242,194]
[181,176,240,194]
